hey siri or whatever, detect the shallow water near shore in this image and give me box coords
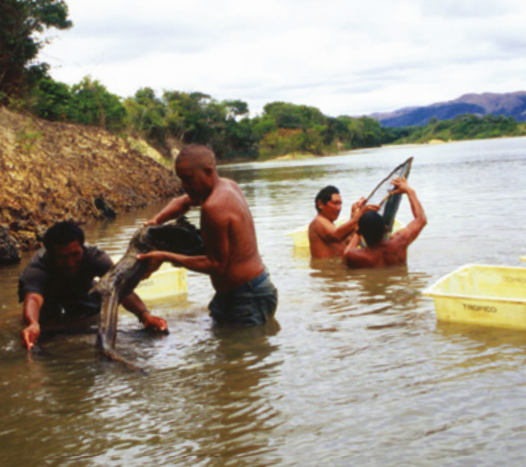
[1,137,526,466]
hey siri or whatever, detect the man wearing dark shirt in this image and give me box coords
[19,221,167,349]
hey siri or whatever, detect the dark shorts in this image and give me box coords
[208,270,278,327]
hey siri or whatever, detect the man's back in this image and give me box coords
[344,234,410,269]
[344,177,426,269]
[201,178,264,292]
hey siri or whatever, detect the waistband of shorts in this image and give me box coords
[230,269,269,294]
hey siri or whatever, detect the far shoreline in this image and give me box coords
[218,133,526,165]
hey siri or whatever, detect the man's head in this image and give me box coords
[358,211,386,246]
[315,185,342,221]
[175,144,218,202]
[43,221,85,275]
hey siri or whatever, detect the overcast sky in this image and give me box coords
[42,0,526,117]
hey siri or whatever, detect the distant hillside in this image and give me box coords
[371,92,526,128]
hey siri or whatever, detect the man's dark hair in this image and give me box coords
[315,185,340,213]
[358,211,386,246]
[43,221,85,251]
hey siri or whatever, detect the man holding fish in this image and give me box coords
[343,177,427,268]
[138,144,278,327]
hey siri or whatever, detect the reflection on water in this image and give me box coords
[2,137,526,466]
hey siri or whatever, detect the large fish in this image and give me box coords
[91,217,204,372]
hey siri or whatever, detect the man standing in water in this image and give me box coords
[343,177,427,268]
[308,185,377,258]
[138,144,278,326]
[20,221,168,349]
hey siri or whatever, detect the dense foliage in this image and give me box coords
[0,0,72,103]
[19,74,526,160]
[31,76,127,131]
[394,115,526,144]
[123,88,258,159]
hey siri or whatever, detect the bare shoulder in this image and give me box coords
[202,179,247,223]
[387,227,413,248]
[309,215,321,232]
[310,214,332,232]
[205,179,238,205]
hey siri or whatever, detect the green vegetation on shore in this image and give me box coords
[394,115,526,144]
[2,0,526,163]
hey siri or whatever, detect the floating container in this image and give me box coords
[111,257,187,304]
[135,262,187,303]
[423,264,526,330]
[287,225,311,249]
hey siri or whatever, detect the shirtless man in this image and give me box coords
[20,221,167,350]
[308,185,375,258]
[138,144,277,326]
[343,177,427,269]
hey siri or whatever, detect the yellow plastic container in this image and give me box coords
[111,256,188,303]
[135,262,187,303]
[423,264,526,330]
[287,225,310,249]
[520,257,526,262]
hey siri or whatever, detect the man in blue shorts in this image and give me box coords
[20,221,167,349]
[138,144,278,326]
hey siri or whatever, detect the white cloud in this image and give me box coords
[41,0,526,117]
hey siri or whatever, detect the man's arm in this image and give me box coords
[120,292,168,332]
[138,252,215,275]
[137,206,230,277]
[21,293,44,349]
[343,231,362,255]
[143,195,195,226]
[342,231,374,269]
[314,197,372,244]
[389,177,427,246]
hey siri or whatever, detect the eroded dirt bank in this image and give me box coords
[0,107,181,261]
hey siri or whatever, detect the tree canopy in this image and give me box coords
[0,0,72,102]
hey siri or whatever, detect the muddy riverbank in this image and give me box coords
[0,107,181,261]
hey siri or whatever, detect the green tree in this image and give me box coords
[69,76,126,131]
[125,87,167,144]
[0,0,72,102]
[31,75,73,121]
[222,99,249,119]
[251,114,278,141]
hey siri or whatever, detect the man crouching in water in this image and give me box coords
[138,144,278,326]
[343,177,427,268]
[20,221,167,350]
[309,185,377,258]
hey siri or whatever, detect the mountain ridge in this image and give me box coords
[370,91,526,127]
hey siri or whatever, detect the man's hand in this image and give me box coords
[136,251,167,279]
[351,196,367,218]
[362,204,380,214]
[21,322,40,350]
[143,217,158,226]
[390,176,411,194]
[140,311,168,333]
[352,199,380,220]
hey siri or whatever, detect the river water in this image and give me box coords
[1,137,526,466]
